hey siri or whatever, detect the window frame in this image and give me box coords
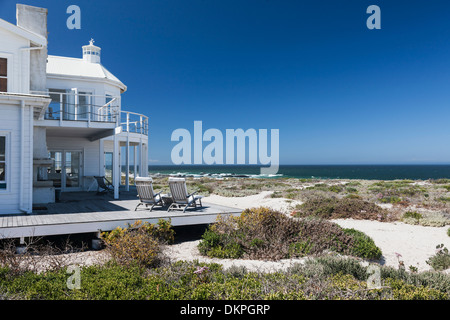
[0,132,11,193]
[0,57,7,92]
[0,52,13,93]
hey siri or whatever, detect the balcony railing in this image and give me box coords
[31,90,149,135]
[121,111,149,135]
[32,91,120,123]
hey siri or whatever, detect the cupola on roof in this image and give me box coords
[82,38,101,64]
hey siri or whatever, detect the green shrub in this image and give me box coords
[198,229,243,259]
[328,185,344,193]
[380,195,402,204]
[198,207,382,261]
[385,278,447,300]
[426,244,450,271]
[343,228,382,260]
[430,179,450,184]
[101,220,174,268]
[0,256,448,300]
[296,196,391,221]
[418,212,449,227]
[402,211,423,225]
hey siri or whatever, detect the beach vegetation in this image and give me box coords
[198,207,382,260]
[402,211,423,224]
[101,219,174,268]
[0,244,448,300]
[294,196,392,221]
[426,244,450,271]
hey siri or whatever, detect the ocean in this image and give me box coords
[146,165,450,180]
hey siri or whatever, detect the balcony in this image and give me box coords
[120,110,149,135]
[32,90,148,136]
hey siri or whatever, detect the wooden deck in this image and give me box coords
[0,190,242,239]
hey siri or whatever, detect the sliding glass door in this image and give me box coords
[49,150,82,191]
[64,151,81,189]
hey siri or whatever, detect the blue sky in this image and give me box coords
[2,0,450,165]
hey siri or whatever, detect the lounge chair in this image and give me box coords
[167,177,203,212]
[94,176,114,194]
[135,177,164,211]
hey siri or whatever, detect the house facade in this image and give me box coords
[0,4,149,214]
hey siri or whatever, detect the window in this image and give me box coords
[0,58,7,92]
[0,136,6,189]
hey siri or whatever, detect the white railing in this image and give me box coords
[121,110,149,135]
[31,90,149,136]
[32,90,121,124]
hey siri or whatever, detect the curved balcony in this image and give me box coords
[32,90,148,136]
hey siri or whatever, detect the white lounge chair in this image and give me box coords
[167,177,203,212]
[135,177,164,211]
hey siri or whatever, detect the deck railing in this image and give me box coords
[31,90,149,135]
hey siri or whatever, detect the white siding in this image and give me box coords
[0,103,33,214]
[0,27,30,94]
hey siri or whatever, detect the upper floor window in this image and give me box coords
[0,58,7,92]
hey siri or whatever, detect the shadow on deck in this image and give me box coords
[34,188,146,214]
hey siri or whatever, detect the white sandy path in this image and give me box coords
[164,240,309,273]
[203,191,302,214]
[332,219,449,272]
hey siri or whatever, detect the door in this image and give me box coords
[49,150,82,191]
[64,151,82,190]
[49,151,63,188]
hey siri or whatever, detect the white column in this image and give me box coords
[99,139,104,176]
[133,145,137,181]
[142,143,148,177]
[125,135,129,191]
[113,134,119,199]
[139,139,143,177]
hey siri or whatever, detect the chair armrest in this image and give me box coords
[188,191,198,197]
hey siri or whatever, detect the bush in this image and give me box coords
[402,211,423,225]
[1,256,448,300]
[418,212,449,227]
[343,228,382,260]
[385,278,447,300]
[295,196,392,221]
[426,244,450,271]
[198,207,382,261]
[101,219,174,268]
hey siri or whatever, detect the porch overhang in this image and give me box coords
[45,126,116,141]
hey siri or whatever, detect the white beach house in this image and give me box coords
[0,4,149,214]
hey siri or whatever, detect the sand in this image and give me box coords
[202,191,302,214]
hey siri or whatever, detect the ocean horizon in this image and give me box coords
[143,164,450,180]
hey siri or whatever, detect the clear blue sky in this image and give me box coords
[2,0,450,165]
